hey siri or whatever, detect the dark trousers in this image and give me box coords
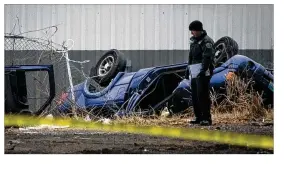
[191,76,212,121]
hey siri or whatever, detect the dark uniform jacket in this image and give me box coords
[188,30,215,76]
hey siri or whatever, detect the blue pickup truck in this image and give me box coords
[57,54,273,117]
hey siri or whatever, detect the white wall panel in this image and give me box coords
[100,5,111,50]
[231,5,244,49]
[5,4,274,50]
[173,5,185,50]
[144,5,155,50]
[129,5,140,50]
[261,5,274,49]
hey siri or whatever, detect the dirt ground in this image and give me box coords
[5,123,273,154]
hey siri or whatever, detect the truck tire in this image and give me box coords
[213,36,239,66]
[89,49,126,86]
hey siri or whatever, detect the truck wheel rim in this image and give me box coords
[98,55,114,76]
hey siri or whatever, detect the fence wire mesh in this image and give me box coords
[5,25,123,117]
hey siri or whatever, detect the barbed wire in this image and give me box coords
[5,20,124,118]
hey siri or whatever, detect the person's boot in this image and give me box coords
[200,112,212,126]
[200,119,212,126]
[189,117,201,125]
[200,107,212,126]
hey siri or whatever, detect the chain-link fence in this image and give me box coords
[4,30,92,116]
[4,26,123,117]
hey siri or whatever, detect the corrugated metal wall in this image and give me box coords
[5,4,274,50]
[4,4,274,111]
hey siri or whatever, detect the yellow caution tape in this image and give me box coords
[4,115,273,149]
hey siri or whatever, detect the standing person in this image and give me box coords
[187,20,215,126]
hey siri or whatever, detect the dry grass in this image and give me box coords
[56,74,273,127]
[113,113,192,128]
[112,109,273,127]
[210,74,273,123]
[112,75,273,127]
[212,109,273,124]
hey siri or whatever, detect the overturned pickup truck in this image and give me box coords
[58,37,273,117]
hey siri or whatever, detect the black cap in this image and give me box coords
[189,20,203,31]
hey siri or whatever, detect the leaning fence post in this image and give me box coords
[64,48,77,118]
